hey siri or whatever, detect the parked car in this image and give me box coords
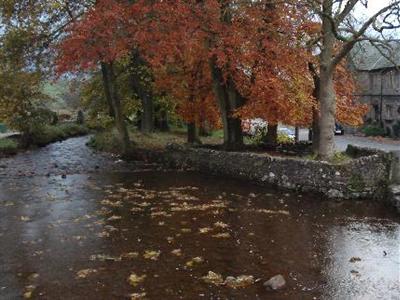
[335,123,344,135]
[242,118,267,136]
[278,127,295,139]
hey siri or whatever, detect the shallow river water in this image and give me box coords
[0,137,399,299]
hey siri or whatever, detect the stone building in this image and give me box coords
[350,43,400,137]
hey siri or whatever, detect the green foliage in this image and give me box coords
[88,129,122,154]
[362,124,386,137]
[277,133,295,144]
[0,138,18,155]
[30,123,88,146]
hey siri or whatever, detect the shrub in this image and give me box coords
[362,124,386,137]
[30,123,88,146]
[87,128,122,154]
[277,133,295,144]
[0,138,18,155]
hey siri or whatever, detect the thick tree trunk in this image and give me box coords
[101,62,115,118]
[140,96,154,133]
[209,58,244,150]
[311,107,320,152]
[263,123,278,145]
[187,123,201,145]
[318,69,336,159]
[130,49,154,133]
[101,62,131,155]
[318,0,336,160]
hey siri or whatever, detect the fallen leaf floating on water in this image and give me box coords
[214,222,229,229]
[225,275,255,289]
[20,216,31,222]
[212,232,231,239]
[128,273,147,287]
[171,249,182,256]
[143,250,161,260]
[107,215,122,221]
[349,257,362,263]
[121,252,139,260]
[101,199,122,207]
[97,231,110,238]
[76,269,97,279]
[186,256,204,267]
[130,292,147,299]
[89,254,122,262]
[202,271,224,285]
[202,272,255,288]
[248,209,290,216]
[23,285,36,299]
[199,227,213,234]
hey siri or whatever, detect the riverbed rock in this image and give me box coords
[264,274,286,290]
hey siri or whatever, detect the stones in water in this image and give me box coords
[263,274,286,291]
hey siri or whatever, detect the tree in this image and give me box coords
[56,0,134,154]
[131,0,315,148]
[304,0,400,159]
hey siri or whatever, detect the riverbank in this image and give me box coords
[0,123,89,158]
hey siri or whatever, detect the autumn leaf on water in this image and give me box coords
[76,269,97,279]
[121,252,139,260]
[143,250,161,260]
[107,215,122,221]
[171,249,182,256]
[202,271,224,285]
[23,285,36,299]
[130,292,147,299]
[212,232,231,239]
[199,227,213,234]
[224,275,255,289]
[186,256,204,267]
[128,273,146,287]
[214,222,229,229]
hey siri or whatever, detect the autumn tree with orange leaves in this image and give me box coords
[55,0,376,154]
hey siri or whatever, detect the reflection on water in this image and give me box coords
[1,171,399,300]
[323,222,400,300]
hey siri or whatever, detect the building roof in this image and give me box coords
[350,41,400,71]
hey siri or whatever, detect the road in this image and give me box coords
[296,128,399,152]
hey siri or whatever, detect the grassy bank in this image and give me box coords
[0,123,89,157]
[30,123,89,147]
[89,128,356,164]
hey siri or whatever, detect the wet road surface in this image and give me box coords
[0,136,399,299]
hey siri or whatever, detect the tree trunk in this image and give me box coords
[101,62,131,155]
[209,57,244,150]
[130,49,154,133]
[318,0,336,160]
[187,123,201,145]
[311,107,320,152]
[318,69,336,159]
[101,62,115,118]
[264,123,278,145]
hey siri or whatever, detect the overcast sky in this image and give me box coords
[357,0,392,17]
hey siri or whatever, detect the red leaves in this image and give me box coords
[55,0,133,74]
[55,0,366,129]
